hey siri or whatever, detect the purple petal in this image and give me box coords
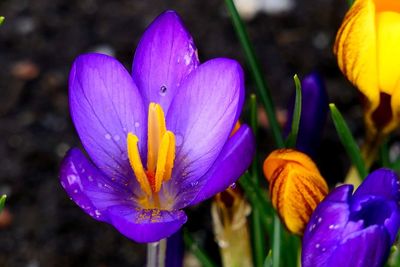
[107,205,187,243]
[354,168,400,202]
[324,184,353,202]
[326,226,390,267]
[166,58,245,199]
[302,185,355,267]
[302,201,354,267]
[59,148,134,223]
[184,124,255,207]
[350,195,400,243]
[285,72,328,157]
[69,53,146,183]
[132,10,199,113]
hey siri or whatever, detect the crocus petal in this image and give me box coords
[107,205,187,243]
[166,58,244,194]
[69,53,146,183]
[60,148,134,223]
[181,124,255,207]
[132,10,199,113]
[353,168,400,202]
[326,226,390,267]
[334,0,379,132]
[302,185,354,267]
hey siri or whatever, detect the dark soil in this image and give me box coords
[0,0,365,266]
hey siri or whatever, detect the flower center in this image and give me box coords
[127,103,176,207]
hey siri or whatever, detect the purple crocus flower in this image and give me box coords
[285,72,328,157]
[59,11,255,243]
[302,168,400,267]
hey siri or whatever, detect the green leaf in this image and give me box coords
[224,0,284,149]
[0,17,4,26]
[329,103,368,179]
[183,229,218,267]
[285,74,302,148]
[264,250,272,267]
[0,195,6,213]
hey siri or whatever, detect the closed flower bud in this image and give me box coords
[263,149,328,235]
[334,0,400,137]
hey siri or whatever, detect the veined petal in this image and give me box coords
[107,205,187,243]
[326,226,390,267]
[59,148,134,223]
[132,10,200,113]
[334,0,379,130]
[69,53,146,183]
[182,124,255,207]
[166,58,245,196]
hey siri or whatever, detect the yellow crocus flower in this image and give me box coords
[263,149,328,235]
[334,0,400,137]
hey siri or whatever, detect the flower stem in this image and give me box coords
[147,239,167,267]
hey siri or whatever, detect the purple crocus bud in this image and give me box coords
[302,168,400,267]
[285,72,328,157]
[59,10,255,243]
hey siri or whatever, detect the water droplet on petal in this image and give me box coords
[229,183,236,189]
[105,133,112,140]
[135,122,140,128]
[67,175,77,185]
[113,135,120,141]
[159,85,167,96]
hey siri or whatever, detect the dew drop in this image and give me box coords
[317,217,322,223]
[190,181,199,187]
[229,183,237,189]
[60,181,66,188]
[315,243,320,249]
[113,135,120,141]
[73,189,78,194]
[105,133,112,140]
[159,85,167,96]
[67,175,77,185]
[135,122,140,128]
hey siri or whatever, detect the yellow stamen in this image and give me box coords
[127,133,152,196]
[154,131,176,192]
[126,103,176,201]
[147,103,167,173]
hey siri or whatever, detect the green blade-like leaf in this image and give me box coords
[0,195,6,212]
[248,94,267,267]
[0,17,4,25]
[329,103,368,179]
[224,0,284,149]
[183,229,217,267]
[264,250,272,267]
[285,74,302,148]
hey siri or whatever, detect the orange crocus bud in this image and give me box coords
[263,149,328,235]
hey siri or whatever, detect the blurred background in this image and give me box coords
[0,0,366,266]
